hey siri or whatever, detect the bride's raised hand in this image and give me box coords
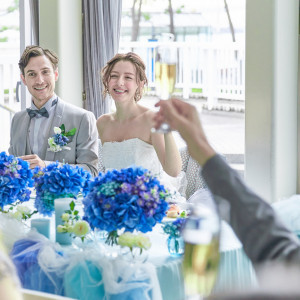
[143,110,157,132]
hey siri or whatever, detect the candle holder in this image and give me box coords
[31,218,50,238]
[55,198,73,245]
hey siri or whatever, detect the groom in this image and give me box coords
[8,45,98,176]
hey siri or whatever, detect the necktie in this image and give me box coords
[26,107,49,119]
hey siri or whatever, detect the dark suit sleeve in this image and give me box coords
[202,154,300,264]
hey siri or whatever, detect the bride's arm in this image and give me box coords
[151,131,182,177]
[144,109,181,177]
[96,114,111,174]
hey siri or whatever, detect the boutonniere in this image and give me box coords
[47,124,76,152]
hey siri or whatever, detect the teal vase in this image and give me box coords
[167,236,184,257]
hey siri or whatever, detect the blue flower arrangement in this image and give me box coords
[163,218,186,256]
[33,162,91,216]
[0,152,33,209]
[83,166,169,245]
[162,218,186,238]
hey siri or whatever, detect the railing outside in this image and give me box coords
[119,41,245,110]
[0,41,245,152]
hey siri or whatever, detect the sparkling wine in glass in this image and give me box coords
[182,204,221,299]
[154,33,177,133]
[156,60,176,101]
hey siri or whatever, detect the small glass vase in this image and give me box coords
[167,235,185,257]
[54,197,73,245]
[120,247,149,264]
[93,228,108,241]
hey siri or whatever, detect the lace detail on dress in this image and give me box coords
[101,138,163,177]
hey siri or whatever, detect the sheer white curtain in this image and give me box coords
[82,0,122,118]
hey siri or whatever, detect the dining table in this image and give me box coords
[1,200,258,300]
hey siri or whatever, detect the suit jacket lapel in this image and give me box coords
[44,98,65,161]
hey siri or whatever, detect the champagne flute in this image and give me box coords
[182,203,221,299]
[153,33,177,133]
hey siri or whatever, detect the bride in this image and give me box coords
[97,52,185,198]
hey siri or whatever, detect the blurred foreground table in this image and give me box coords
[6,216,257,300]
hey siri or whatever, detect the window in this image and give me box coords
[119,0,245,174]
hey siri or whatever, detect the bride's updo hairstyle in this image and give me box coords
[101,52,148,102]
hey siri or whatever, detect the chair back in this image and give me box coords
[179,146,206,200]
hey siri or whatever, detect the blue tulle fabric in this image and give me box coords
[11,237,65,295]
[62,247,157,300]
[10,231,161,299]
[64,260,105,299]
[64,260,152,300]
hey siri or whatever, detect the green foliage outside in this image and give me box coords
[4,88,16,94]
[0,0,19,42]
[192,88,203,93]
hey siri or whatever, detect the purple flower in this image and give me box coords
[0,152,33,209]
[83,167,170,235]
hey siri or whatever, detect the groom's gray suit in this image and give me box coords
[8,98,98,176]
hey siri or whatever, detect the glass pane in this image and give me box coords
[0,0,20,152]
[120,0,245,176]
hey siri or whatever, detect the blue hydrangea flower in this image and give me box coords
[83,167,170,235]
[33,162,92,216]
[0,152,34,209]
[162,218,187,238]
[54,133,69,146]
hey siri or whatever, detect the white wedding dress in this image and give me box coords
[102,138,162,177]
[99,138,187,202]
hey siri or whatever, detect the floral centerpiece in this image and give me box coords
[83,166,169,248]
[118,231,151,256]
[33,162,91,216]
[56,200,90,242]
[162,218,186,256]
[162,218,186,238]
[0,152,34,216]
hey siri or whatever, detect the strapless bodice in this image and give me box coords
[102,138,163,176]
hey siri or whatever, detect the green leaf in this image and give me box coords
[60,124,66,134]
[65,128,76,137]
[74,210,79,216]
[69,201,75,211]
[30,210,38,217]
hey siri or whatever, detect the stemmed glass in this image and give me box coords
[153,33,177,133]
[182,202,221,299]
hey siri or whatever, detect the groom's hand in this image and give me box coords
[20,154,46,169]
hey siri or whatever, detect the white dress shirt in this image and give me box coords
[28,94,58,157]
